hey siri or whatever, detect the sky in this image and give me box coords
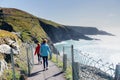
[0,0,120,33]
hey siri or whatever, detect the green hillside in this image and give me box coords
[0,8,57,43]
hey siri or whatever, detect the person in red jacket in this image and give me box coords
[34,42,42,64]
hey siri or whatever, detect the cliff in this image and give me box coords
[39,20,113,43]
[0,8,113,43]
[65,26,113,35]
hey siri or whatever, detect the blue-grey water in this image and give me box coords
[54,29,120,68]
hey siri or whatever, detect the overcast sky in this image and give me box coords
[0,0,120,31]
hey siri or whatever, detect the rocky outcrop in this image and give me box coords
[0,30,20,76]
[0,38,20,54]
[0,44,19,54]
[0,59,8,76]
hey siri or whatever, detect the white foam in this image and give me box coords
[55,31,120,67]
[54,41,67,46]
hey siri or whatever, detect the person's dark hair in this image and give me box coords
[43,39,47,44]
[37,42,40,45]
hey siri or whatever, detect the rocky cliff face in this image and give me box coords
[39,20,113,43]
[39,21,92,43]
[65,26,113,35]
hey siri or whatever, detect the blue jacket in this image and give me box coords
[40,43,51,56]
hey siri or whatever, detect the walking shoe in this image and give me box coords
[43,68,45,71]
[46,67,49,70]
[40,61,42,64]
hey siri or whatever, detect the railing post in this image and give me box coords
[0,61,1,71]
[63,46,65,55]
[63,54,67,72]
[56,51,59,64]
[115,63,120,80]
[10,48,16,80]
[31,45,34,66]
[74,62,80,80]
[26,45,30,76]
[71,45,75,80]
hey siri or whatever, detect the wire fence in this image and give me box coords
[19,43,35,76]
[9,43,35,80]
[62,45,115,80]
[0,43,35,80]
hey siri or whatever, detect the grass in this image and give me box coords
[50,54,72,80]
[2,69,20,80]
[15,58,27,74]
[0,30,18,39]
[50,54,63,68]
[0,30,21,45]
[65,66,72,80]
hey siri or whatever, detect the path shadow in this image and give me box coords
[28,70,43,77]
[53,71,64,77]
[45,71,64,80]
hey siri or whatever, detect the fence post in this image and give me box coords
[56,51,59,64]
[74,62,80,80]
[63,46,65,55]
[63,54,67,72]
[115,63,120,80]
[71,45,75,80]
[26,45,30,76]
[31,45,34,66]
[10,48,16,80]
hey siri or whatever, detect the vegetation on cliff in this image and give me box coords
[0,30,27,79]
[0,8,47,43]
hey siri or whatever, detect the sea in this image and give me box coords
[54,27,120,69]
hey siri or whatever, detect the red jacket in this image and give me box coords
[34,44,40,55]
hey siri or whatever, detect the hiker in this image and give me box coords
[40,39,52,70]
[34,42,42,64]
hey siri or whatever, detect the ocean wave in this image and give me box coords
[54,41,67,45]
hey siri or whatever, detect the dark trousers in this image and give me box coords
[42,56,48,68]
[37,54,41,62]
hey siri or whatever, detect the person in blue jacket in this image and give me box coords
[40,39,52,70]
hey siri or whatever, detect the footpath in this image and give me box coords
[27,56,66,80]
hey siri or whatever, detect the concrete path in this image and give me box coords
[28,56,66,80]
